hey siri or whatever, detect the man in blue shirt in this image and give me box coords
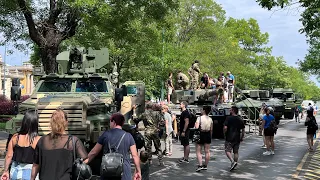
[227,71,235,102]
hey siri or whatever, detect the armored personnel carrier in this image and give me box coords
[271,88,296,119]
[5,47,145,149]
[168,88,232,139]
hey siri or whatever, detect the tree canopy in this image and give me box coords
[3,0,319,100]
[256,0,320,80]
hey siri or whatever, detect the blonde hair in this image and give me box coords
[50,109,68,138]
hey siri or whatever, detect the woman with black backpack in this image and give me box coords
[305,109,318,151]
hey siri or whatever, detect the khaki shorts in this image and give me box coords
[168,87,173,95]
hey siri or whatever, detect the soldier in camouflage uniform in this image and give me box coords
[191,60,201,89]
[188,63,194,89]
[133,103,164,165]
[176,71,189,90]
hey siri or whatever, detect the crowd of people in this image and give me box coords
[166,61,236,104]
[1,100,318,180]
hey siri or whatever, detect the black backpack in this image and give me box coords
[100,133,126,178]
[268,120,278,134]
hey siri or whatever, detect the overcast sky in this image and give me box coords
[0,0,318,85]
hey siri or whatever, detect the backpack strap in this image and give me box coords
[116,133,127,151]
[72,136,76,161]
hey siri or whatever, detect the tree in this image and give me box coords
[0,0,177,74]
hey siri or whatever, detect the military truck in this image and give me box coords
[5,47,145,149]
[271,88,296,119]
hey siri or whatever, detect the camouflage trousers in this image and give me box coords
[145,132,163,162]
[190,80,198,89]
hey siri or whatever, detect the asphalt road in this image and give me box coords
[148,117,316,180]
[0,117,316,179]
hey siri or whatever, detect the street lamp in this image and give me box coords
[2,43,7,96]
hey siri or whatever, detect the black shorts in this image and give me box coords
[197,132,211,145]
[225,141,240,153]
[180,130,190,146]
[307,128,316,135]
[264,128,274,136]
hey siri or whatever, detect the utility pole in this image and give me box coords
[3,43,6,97]
[160,28,165,101]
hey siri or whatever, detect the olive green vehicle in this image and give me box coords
[271,88,297,119]
[5,47,145,149]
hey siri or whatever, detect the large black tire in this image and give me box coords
[275,116,281,125]
[288,111,294,119]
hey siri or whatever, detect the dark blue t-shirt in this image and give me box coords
[98,128,135,180]
[263,114,275,129]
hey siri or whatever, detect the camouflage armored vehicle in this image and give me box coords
[236,89,286,125]
[168,88,233,139]
[5,47,145,149]
[271,88,296,119]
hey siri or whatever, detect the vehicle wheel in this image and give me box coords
[284,112,289,119]
[275,116,281,125]
[288,111,294,119]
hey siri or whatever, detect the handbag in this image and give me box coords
[192,117,201,143]
[72,136,92,180]
[100,133,126,178]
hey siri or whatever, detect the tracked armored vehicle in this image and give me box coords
[271,88,297,119]
[5,47,145,149]
[168,88,232,139]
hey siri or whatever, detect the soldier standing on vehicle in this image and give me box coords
[166,72,174,104]
[133,103,164,166]
[176,71,189,90]
[188,63,195,89]
[192,60,201,89]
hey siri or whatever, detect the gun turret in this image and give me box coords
[56,47,109,75]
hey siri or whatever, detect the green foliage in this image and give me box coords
[23,0,320,100]
[256,0,320,82]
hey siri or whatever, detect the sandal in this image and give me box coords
[168,153,172,156]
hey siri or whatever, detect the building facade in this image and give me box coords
[0,55,34,100]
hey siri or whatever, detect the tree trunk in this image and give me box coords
[40,45,59,74]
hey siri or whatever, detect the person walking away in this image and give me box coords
[133,103,164,165]
[1,110,40,180]
[226,71,235,102]
[178,101,191,163]
[195,106,213,172]
[166,73,174,104]
[162,105,173,156]
[31,109,88,180]
[138,150,150,180]
[305,109,318,151]
[295,105,300,123]
[86,113,141,180]
[224,106,245,171]
[261,108,276,155]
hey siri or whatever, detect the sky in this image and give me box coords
[0,0,318,85]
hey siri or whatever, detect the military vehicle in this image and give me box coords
[5,47,145,149]
[235,89,285,124]
[168,88,233,139]
[271,88,296,119]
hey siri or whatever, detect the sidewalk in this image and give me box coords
[293,132,320,179]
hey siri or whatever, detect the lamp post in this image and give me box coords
[2,43,6,96]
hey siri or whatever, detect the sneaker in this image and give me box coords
[196,165,202,172]
[263,151,271,155]
[261,145,267,149]
[271,150,275,155]
[202,165,208,170]
[230,161,237,171]
[178,158,189,163]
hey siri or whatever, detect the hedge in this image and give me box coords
[0,95,30,121]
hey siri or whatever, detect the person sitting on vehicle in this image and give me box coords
[1,110,41,180]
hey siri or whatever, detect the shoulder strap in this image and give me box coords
[116,133,127,150]
[199,116,201,130]
[107,132,127,152]
[72,136,76,161]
